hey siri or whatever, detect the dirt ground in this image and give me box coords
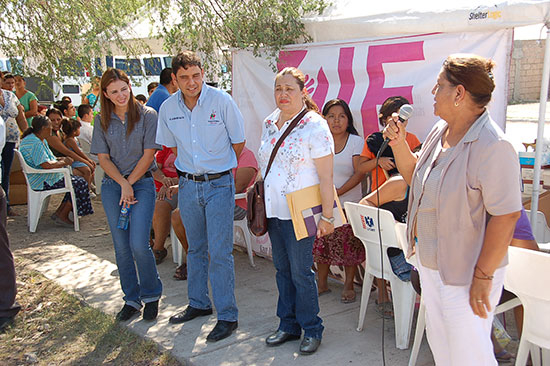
[8,194,120,272]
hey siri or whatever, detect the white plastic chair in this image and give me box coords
[171,225,183,266]
[234,192,255,267]
[171,193,255,267]
[77,138,103,194]
[345,202,416,350]
[505,246,550,366]
[15,149,79,232]
[525,209,550,243]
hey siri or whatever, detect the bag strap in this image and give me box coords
[264,109,308,179]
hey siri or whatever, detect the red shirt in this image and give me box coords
[233,147,258,209]
[154,146,178,192]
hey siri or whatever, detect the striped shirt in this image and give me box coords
[19,134,62,190]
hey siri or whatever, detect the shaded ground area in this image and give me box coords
[0,256,182,366]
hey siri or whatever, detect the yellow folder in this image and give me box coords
[286,185,346,241]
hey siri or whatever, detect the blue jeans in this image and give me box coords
[1,142,16,208]
[268,218,324,339]
[101,176,162,309]
[178,173,238,322]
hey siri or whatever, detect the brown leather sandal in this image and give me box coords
[173,263,187,281]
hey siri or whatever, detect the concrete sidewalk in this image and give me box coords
[10,102,546,365]
[13,235,434,366]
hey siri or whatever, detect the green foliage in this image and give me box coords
[0,0,149,79]
[146,0,329,73]
[0,0,328,82]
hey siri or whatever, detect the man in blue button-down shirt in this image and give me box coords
[156,51,245,342]
[146,67,178,113]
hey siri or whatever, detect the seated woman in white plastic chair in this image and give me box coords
[18,115,94,227]
[169,146,258,280]
[359,132,418,318]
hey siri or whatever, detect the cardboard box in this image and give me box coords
[10,170,26,185]
[9,184,27,205]
[519,151,536,166]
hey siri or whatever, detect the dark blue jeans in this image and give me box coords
[178,173,238,322]
[101,176,162,309]
[1,142,16,208]
[268,218,324,339]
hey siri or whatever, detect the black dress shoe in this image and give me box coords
[116,304,140,322]
[0,317,15,333]
[143,300,159,321]
[169,306,213,324]
[299,336,321,355]
[206,320,238,342]
[265,330,301,347]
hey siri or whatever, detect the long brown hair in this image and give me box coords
[275,67,319,114]
[99,68,140,134]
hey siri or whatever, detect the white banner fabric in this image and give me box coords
[232,29,513,155]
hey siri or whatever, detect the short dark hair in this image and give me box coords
[58,100,72,116]
[78,104,92,118]
[2,72,14,80]
[378,96,410,127]
[171,51,202,75]
[147,82,158,93]
[61,117,81,137]
[159,67,173,86]
[135,94,147,103]
[61,96,72,103]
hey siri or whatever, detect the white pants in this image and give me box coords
[418,263,505,366]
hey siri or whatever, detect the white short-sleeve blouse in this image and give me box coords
[258,109,334,219]
[334,134,364,204]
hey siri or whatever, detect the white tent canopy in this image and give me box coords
[303,0,550,41]
[299,0,550,229]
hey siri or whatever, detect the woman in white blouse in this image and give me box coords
[313,99,365,304]
[258,67,334,355]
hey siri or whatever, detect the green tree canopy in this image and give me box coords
[0,0,328,80]
[147,0,328,70]
[0,0,148,78]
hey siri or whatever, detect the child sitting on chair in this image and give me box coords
[61,118,95,188]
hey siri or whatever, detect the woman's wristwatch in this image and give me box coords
[320,215,335,224]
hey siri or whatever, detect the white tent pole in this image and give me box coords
[529,24,550,231]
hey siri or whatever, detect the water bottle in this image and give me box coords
[117,205,131,230]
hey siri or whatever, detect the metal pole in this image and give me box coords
[529,24,550,231]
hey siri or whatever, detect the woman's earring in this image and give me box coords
[454,102,459,107]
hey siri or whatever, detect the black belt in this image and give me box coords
[177,169,230,182]
[122,171,152,179]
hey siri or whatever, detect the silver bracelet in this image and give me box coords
[320,215,335,224]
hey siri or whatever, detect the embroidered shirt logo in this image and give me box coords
[210,111,216,119]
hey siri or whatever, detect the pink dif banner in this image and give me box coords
[232,30,513,155]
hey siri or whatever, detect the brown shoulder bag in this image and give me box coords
[247,109,307,236]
